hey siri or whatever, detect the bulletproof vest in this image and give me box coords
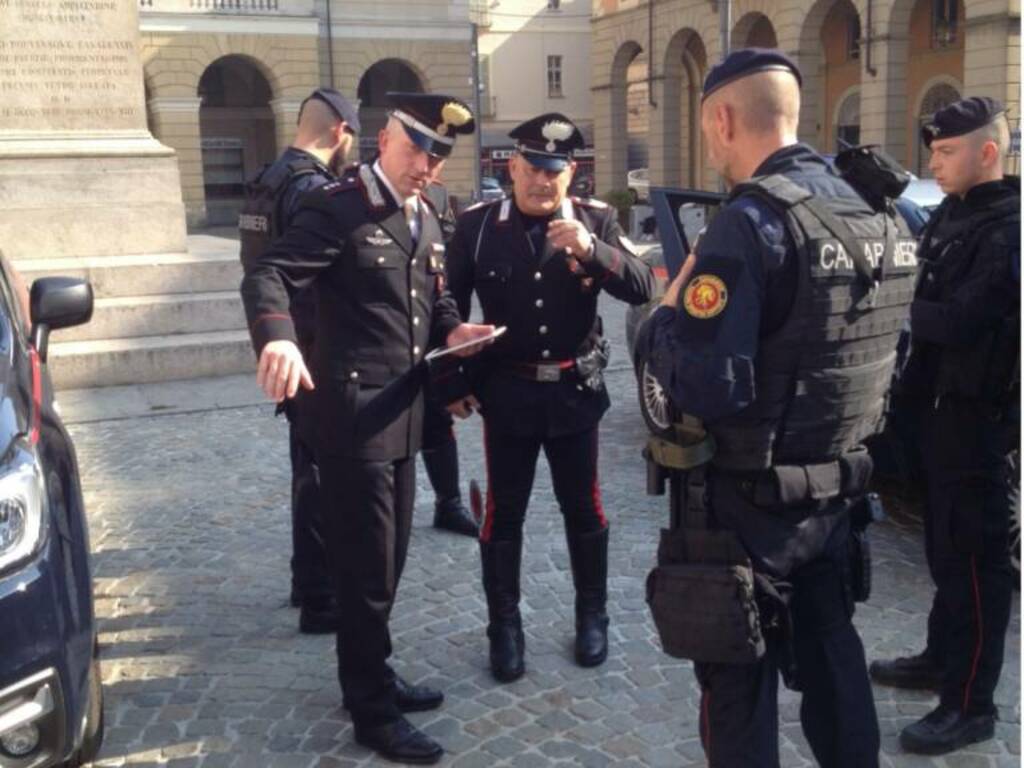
[918,183,1021,404]
[709,174,918,471]
[238,156,320,274]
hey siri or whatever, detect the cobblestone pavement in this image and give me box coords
[71,295,1020,768]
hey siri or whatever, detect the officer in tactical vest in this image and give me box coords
[869,97,1020,756]
[240,92,495,765]
[443,114,655,682]
[637,49,917,767]
[238,87,358,634]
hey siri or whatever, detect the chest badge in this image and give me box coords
[683,274,728,319]
[365,228,393,247]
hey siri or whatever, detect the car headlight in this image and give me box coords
[0,446,46,575]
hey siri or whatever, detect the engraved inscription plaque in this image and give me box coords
[0,0,147,132]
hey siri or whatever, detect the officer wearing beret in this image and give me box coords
[637,49,917,766]
[870,97,1020,755]
[241,92,494,765]
[239,88,358,635]
[444,113,655,682]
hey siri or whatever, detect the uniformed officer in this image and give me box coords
[444,114,655,682]
[637,49,917,767]
[240,92,494,765]
[869,97,1020,756]
[239,87,358,634]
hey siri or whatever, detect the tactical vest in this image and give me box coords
[709,174,918,471]
[238,156,320,274]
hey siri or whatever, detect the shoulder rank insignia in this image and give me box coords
[323,177,358,196]
[365,228,393,246]
[683,274,728,319]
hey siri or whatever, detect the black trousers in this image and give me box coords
[319,453,416,727]
[480,422,606,542]
[922,402,1016,716]
[694,540,880,768]
[287,392,331,602]
[422,391,455,452]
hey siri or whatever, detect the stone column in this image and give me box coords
[148,96,206,228]
[964,12,1020,113]
[592,83,618,196]
[858,34,910,166]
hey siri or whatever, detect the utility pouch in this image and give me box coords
[645,527,765,664]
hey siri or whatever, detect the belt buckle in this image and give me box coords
[536,364,561,382]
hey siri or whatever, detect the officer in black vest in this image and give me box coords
[869,98,1020,756]
[444,114,655,682]
[241,92,495,765]
[238,87,358,634]
[637,50,916,767]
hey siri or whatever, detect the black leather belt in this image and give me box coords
[502,360,575,382]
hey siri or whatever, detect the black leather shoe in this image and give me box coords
[395,676,444,712]
[488,622,525,683]
[433,498,479,538]
[354,716,443,765]
[869,651,943,691]
[900,705,996,755]
[575,612,609,667]
[298,597,341,635]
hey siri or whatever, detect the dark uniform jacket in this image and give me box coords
[446,195,655,437]
[901,177,1020,552]
[240,162,464,461]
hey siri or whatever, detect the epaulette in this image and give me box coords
[462,197,503,214]
[572,196,609,210]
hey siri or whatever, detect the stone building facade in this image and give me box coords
[139,0,477,226]
[591,0,1020,194]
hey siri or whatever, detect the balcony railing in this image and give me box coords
[139,0,314,14]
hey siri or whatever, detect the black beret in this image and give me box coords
[702,47,802,103]
[300,88,360,134]
[921,96,1006,148]
[509,113,585,171]
[387,92,475,158]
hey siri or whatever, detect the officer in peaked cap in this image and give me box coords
[636,47,918,765]
[387,92,476,158]
[241,90,494,765]
[870,96,1020,756]
[441,112,655,683]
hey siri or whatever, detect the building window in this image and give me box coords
[932,0,959,47]
[847,14,861,60]
[547,55,563,98]
[835,90,861,151]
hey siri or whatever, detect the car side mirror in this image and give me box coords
[30,277,94,363]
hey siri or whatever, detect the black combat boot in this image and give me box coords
[869,651,943,691]
[423,440,478,538]
[480,537,525,682]
[566,526,610,667]
[900,704,996,755]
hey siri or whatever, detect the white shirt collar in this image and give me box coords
[372,159,418,211]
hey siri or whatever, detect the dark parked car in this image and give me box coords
[0,267,102,768]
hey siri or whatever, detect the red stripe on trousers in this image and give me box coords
[591,430,607,527]
[963,555,984,713]
[480,420,496,542]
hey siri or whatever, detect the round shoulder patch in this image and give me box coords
[683,274,728,319]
